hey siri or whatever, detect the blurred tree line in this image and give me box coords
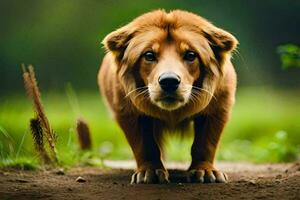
[0,0,300,94]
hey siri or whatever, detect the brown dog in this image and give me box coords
[98,10,238,184]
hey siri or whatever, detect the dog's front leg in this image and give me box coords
[116,115,169,184]
[189,111,229,183]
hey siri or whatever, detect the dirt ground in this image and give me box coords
[0,161,299,200]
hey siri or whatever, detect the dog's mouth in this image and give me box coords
[156,94,184,103]
[148,85,190,111]
[153,93,185,110]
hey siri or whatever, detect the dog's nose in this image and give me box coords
[158,72,181,92]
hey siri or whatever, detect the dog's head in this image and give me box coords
[103,10,237,113]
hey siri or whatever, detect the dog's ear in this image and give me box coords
[203,26,238,64]
[102,24,135,61]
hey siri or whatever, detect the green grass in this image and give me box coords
[0,157,38,170]
[0,87,299,169]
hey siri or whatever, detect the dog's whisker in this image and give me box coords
[125,86,148,98]
[189,93,195,105]
[131,89,149,101]
[181,84,216,101]
[190,92,198,106]
[132,92,146,100]
[192,86,217,100]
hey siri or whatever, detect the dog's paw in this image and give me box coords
[188,162,228,183]
[131,169,169,184]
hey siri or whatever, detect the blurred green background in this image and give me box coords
[0,0,299,168]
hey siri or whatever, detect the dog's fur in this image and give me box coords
[98,10,238,184]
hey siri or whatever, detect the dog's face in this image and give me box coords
[139,41,200,110]
[103,10,237,112]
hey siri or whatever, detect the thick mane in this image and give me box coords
[102,9,237,124]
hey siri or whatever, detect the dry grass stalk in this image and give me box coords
[76,118,92,150]
[29,118,52,164]
[22,64,58,163]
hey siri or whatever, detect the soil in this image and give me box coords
[0,161,299,200]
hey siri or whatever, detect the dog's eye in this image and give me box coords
[183,51,197,62]
[144,51,156,62]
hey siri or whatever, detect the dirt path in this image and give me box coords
[0,161,299,200]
